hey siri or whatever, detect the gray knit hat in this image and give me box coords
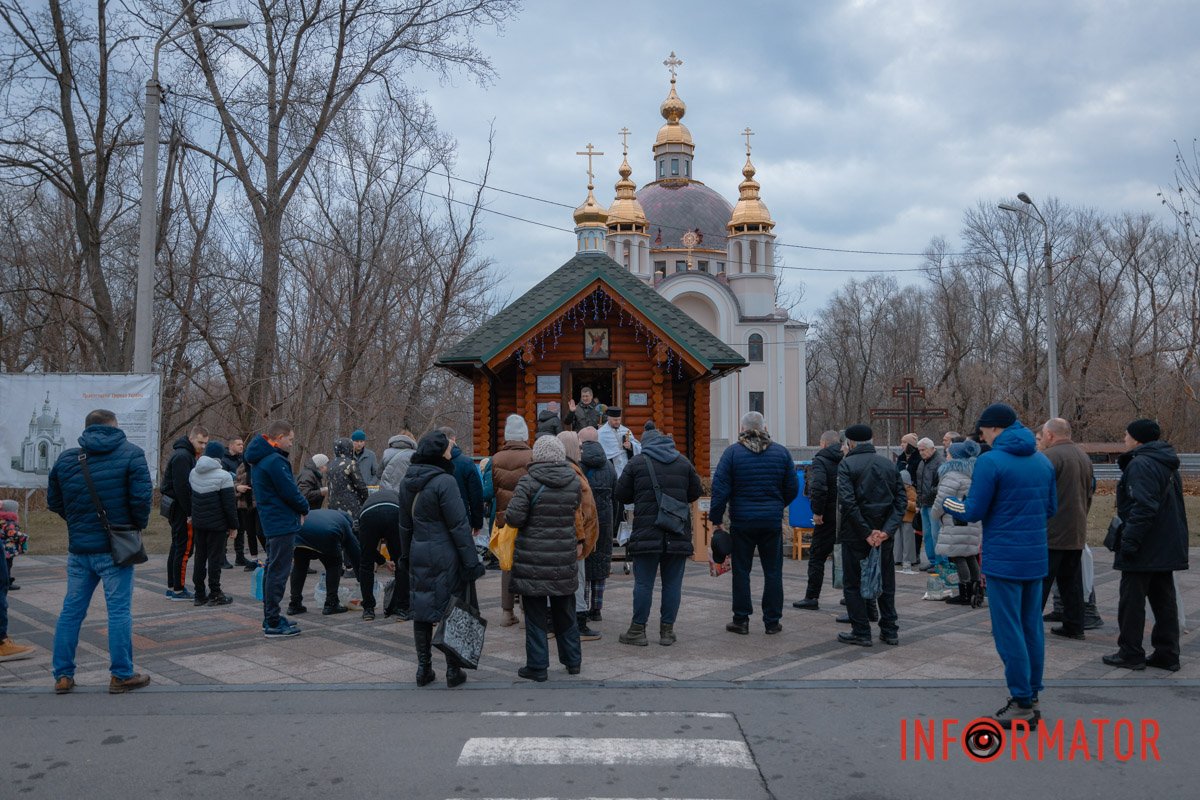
[531,434,566,463]
[504,413,529,442]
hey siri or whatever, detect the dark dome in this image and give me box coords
[638,180,731,252]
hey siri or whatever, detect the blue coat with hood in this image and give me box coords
[944,423,1056,581]
[48,425,153,555]
[245,434,309,537]
[450,444,485,531]
[709,431,799,527]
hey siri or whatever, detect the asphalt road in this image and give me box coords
[3,680,1197,799]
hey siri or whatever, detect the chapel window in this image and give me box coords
[749,391,765,414]
[748,333,764,362]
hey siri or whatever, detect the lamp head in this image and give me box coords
[209,17,250,30]
[1017,192,1033,205]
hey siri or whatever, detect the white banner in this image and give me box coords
[0,373,162,489]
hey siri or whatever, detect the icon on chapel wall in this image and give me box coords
[584,328,610,360]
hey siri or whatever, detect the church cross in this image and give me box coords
[742,126,754,156]
[576,143,604,187]
[869,377,948,433]
[663,51,683,81]
[618,127,631,156]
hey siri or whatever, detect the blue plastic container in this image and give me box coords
[252,565,265,601]
[788,461,814,528]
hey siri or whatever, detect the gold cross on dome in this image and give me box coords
[618,127,631,156]
[576,143,604,186]
[742,126,755,156]
[664,51,683,81]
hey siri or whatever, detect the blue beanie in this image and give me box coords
[949,440,981,460]
[351,429,366,441]
[204,441,226,459]
[975,403,1017,430]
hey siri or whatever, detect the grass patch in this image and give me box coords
[22,510,174,555]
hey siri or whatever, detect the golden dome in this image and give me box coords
[608,152,648,230]
[660,81,686,124]
[573,186,609,227]
[654,78,694,150]
[728,155,774,231]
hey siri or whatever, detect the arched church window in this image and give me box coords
[748,333,764,362]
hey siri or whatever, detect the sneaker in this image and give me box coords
[0,637,35,663]
[193,594,209,607]
[879,632,899,646]
[165,589,193,601]
[992,697,1040,729]
[286,603,307,615]
[207,593,232,606]
[765,623,783,635]
[54,676,75,694]
[362,608,376,621]
[837,631,873,647]
[578,623,601,641]
[725,618,749,635]
[221,560,235,570]
[900,567,916,575]
[264,622,301,638]
[109,673,151,694]
[322,603,349,616]
[243,562,260,572]
[792,598,819,610]
[1049,626,1084,641]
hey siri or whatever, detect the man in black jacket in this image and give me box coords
[287,509,362,616]
[837,424,906,647]
[162,425,208,600]
[795,430,843,610]
[1103,419,1190,671]
[189,441,238,606]
[356,488,408,621]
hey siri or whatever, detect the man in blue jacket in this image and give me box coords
[944,403,1056,729]
[439,427,485,539]
[711,411,800,636]
[47,409,153,694]
[287,509,362,617]
[245,421,310,637]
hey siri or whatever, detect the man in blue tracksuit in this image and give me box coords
[245,421,310,637]
[288,509,362,616]
[944,403,1055,729]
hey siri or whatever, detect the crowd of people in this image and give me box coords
[0,396,1190,732]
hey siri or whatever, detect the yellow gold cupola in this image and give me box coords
[728,127,774,233]
[652,51,695,181]
[573,143,609,252]
[607,127,648,233]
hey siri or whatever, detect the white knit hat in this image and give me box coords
[531,434,566,463]
[504,414,529,442]
[312,453,329,468]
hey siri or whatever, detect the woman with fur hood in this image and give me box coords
[934,440,984,607]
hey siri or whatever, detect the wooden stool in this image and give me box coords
[791,527,813,560]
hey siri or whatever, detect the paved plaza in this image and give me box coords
[3,549,1197,690]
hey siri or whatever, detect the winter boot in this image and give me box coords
[619,622,648,646]
[413,624,436,686]
[446,660,466,688]
[944,580,972,606]
[659,623,677,646]
[1083,591,1104,629]
[991,696,1040,730]
[971,580,986,608]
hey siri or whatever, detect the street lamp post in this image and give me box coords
[133,4,248,374]
[999,193,1059,419]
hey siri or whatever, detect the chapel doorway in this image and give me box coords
[567,366,618,410]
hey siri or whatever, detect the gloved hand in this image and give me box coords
[942,497,968,524]
[467,561,487,582]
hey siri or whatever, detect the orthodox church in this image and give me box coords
[599,53,809,452]
[11,393,66,474]
[438,53,809,469]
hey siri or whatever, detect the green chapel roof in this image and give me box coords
[437,251,745,373]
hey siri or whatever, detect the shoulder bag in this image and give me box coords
[643,457,690,537]
[79,452,148,568]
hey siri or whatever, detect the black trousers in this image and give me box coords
[803,518,837,600]
[192,527,226,596]
[841,539,897,638]
[165,509,192,591]
[357,526,407,613]
[521,594,581,671]
[290,548,342,608]
[236,507,264,558]
[1041,548,1084,635]
[1117,571,1180,662]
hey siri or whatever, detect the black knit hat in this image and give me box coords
[1126,418,1161,444]
[976,403,1017,430]
[416,430,450,460]
[844,424,873,442]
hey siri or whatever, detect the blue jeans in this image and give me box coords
[631,552,687,626]
[263,533,295,627]
[920,507,947,566]
[987,575,1044,701]
[0,551,9,640]
[52,553,134,679]
[730,523,784,627]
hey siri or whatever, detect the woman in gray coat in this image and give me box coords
[934,440,984,607]
[505,435,583,682]
[398,431,486,687]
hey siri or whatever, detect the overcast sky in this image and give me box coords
[421,0,1200,314]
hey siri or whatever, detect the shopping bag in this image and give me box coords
[617,520,633,546]
[831,542,843,590]
[860,547,882,600]
[488,522,519,570]
[432,592,488,670]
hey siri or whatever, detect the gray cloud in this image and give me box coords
[420,0,1200,310]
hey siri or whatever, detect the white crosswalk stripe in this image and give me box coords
[480,711,733,719]
[457,737,755,768]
